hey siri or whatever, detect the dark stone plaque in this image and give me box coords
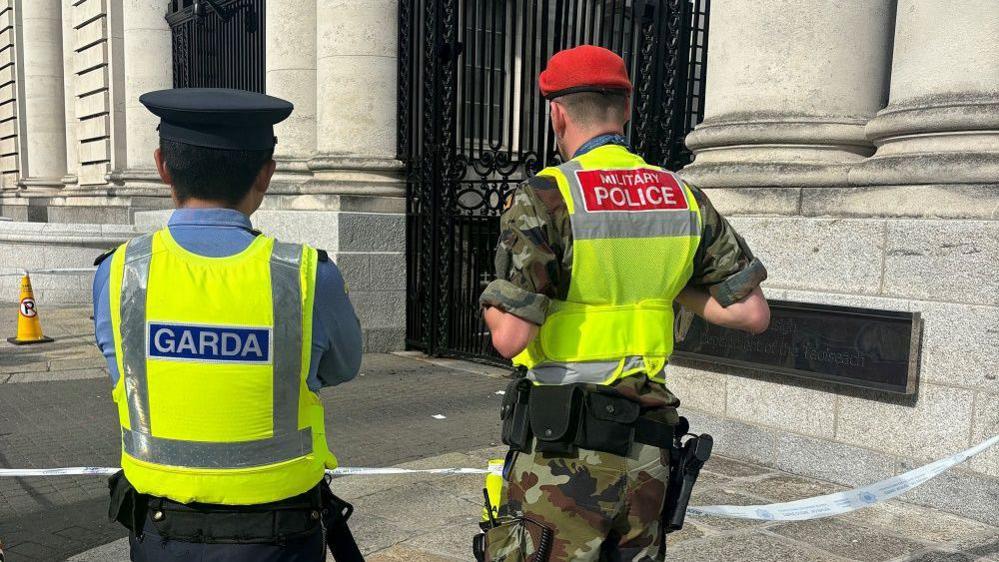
[672,300,921,395]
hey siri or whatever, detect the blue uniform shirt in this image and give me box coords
[92,208,363,391]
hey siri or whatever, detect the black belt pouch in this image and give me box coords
[108,470,148,536]
[500,378,533,452]
[528,384,583,455]
[576,390,641,457]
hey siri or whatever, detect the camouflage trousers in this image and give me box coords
[485,443,668,562]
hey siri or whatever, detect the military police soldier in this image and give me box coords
[92,89,364,561]
[479,46,771,561]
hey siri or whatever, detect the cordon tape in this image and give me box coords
[0,267,97,277]
[1,434,995,521]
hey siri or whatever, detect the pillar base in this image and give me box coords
[306,155,406,196]
[850,94,999,186]
[683,118,872,188]
[271,156,314,189]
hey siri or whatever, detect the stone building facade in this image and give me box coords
[0,0,995,523]
[0,0,407,351]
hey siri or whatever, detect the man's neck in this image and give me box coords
[562,127,626,160]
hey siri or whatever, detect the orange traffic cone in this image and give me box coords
[7,274,53,345]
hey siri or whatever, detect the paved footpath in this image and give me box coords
[2,307,998,561]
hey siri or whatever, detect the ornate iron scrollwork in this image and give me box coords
[400,0,710,361]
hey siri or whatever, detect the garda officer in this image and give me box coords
[92,89,364,561]
[479,46,771,561]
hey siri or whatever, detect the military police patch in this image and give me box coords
[147,322,272,364]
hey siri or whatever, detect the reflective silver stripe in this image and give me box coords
[557,161,700,240]
[119,236,313,469]
[121,234,155,435]
[121,427,312,469]
[527,356,652,385]
[269,241,305,439]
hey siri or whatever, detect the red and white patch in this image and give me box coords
[576,168,688,212]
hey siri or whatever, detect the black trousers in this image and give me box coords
[128,525,327,562]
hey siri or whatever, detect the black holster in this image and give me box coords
[321,476,364,562]
[661,420,713,536]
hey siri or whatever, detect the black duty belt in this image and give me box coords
[500,378,678,457]
[108,472,364,561]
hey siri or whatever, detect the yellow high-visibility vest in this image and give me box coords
[108,227,335,505]
[513,144,702,384]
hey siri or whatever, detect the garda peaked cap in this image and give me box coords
[139,88,293,151]
[538,45,633,100]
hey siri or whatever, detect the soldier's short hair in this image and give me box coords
[556,91,630,126]
[160,140,273,205]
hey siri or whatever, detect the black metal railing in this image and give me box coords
[167,0,266,92]
[401,0,710,362]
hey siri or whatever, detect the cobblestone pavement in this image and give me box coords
[4,307,999,561]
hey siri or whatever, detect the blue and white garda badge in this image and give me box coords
[146,322,272,364]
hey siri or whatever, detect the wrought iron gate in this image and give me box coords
[167,0,266,92]
[400,0,710,362]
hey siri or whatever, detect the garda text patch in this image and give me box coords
[147,323,272,364]
[576,168,688,212]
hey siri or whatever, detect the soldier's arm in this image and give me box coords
[680,184,770,333]
[480,178,564,358]
[676,286,770,334]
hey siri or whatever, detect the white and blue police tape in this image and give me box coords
[688,433,999,521]
[0,433,995,522]
[0,466,493,478]
[0,267,97,277]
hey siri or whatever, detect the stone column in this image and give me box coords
[266,0,316,186]
[851,1,999,186]
[18,0,66,192]
[281,0,406,352]
[61,0,78,187]
[310,0,403,197]
[115,0,172,191]
[682,0,895,188]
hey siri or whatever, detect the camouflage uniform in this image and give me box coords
[479,142,765,562]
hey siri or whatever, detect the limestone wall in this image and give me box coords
[73,0,114,187]
[0,221,140,304]
[0,1,17,190]
[665,215,999,524]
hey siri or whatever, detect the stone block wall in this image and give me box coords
[252,210,407,353]
[0,1,17,189]
[0,221,139,304]
[665,209,999,525]
[73,0,114,187]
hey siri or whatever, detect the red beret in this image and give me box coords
[538,45,632,100]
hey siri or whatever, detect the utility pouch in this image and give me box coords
[107,470,149,539]
[576,390,640,457]
[528,385,582,455]
[501,378,533,452]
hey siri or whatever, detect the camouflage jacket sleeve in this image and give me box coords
[479,175,571,325]
[687,183,768,306]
